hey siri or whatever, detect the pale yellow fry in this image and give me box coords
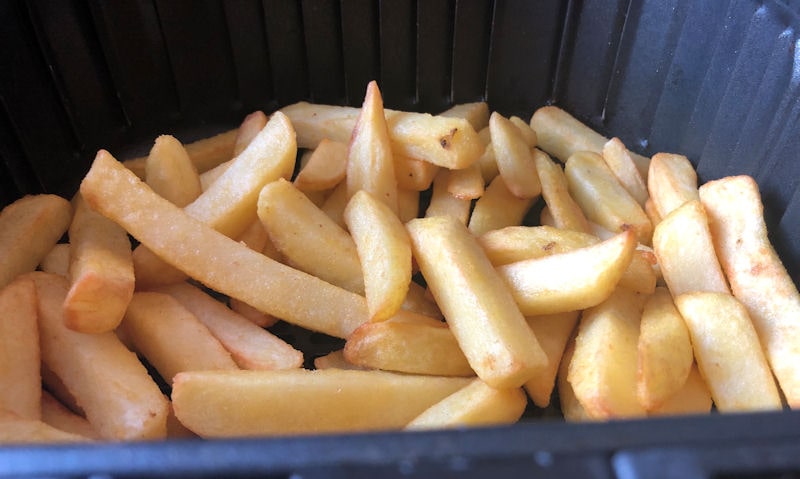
[39,243,70,277]
[699,175,800,408]
[397,187,421,224]
[406,216,547,389]
[468,175,535,236]
[121,292,238,385]
[0,194,72,289]
[123,128,238,178]
[172,369,472,437]
[534,148,592,234]
[157,282,302,370]
[652,200,729,296]
[565,151,652,245]
[41,391,99,439]
[313,350,365,370]
[446,162,485,200]
[344,190,412,321]
[281,102,483,170]
[647,364,712,417]
[644,197,662,228]
[476,129,500,183]
[346,81,399,213]
[405,379,527,430]
[294,138,348,191]
[491,112,541,199]
[648,153,699,219]
[568,287,647,420]
[0,411,91,444]
[439,101,490,130]
[199,160,233,191]
[523,311,580,408]
[394,154,439,191]
[144,135,202,207]
[0,277,40,420]
[675,292,782,412]
[530,105,649,179]
[64,194,134,333]
[637,287,693,410]
[497,230,636,316]
[233,111,269,157]
[510,116,538,147]
[557,336,592,422]
[30,272,168,440]
[132,245,189,290]
[343,319,473,377]
[235,218,270,252]
[603,137,648,206]
[259,178,364,294]
[80,151,368,339]
[320,180,350,228]
[230,297,279,328]
[402,281,443,319]
[424,169,472,224]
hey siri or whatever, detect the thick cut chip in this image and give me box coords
[294,139,348,192]
[565,151,652,245]
[344,190,412,321]
[40,391,99,439]
[447,162,485,200]
[0,194,72,289]
[497,230,637,316]
[675,292,782,412]
[652,200,729,296]
[557,336,592,422]
[648,153,699,219]
[30,272,169,440]
[490,112,541,199]
[568,287,647,419]
[0,277,40,420]
[64,194,135,333]
[259,178,364,295]
[172,369,471,437]
[424,169,472,224]
[0,411,92,444]
[699,175,800,408]
[534,148,592,233]
[523,311,580,408]
[233,111,269,157]
[406,216,548,388]
[80,151,368,339]
[123,128,238,178]
[637,287,693,410]
[394,154,439,191]
[647,364,712,417]
[144,135,202,207]
[313,350,365,370]
[397,187,421,224]
[405,379,527,430]
[39,243,70,277]
[602,138,648,206]
[120,292,239,385]
[346,81,399,213]
[439,102,490,131]
[468,175,536,236]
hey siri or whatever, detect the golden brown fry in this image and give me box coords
[648,153,699,219]
[0,194,72,289]
[320,180,350,228]
[468,175,536,236]
[64,194,135,333]
[144,135,202,207]
[172,369,472,437]
[123,128,238,178]
[647,364,712,417]
[394,154,439,191]
[0,277,40,420]
[424,169,472,224]
[401,281,443,319]
[557,336,592,422]
[233,111,269,157]
[406,216,547,388]
[293,139,348,191]
[523,311,580,408]
[491,112,541,199]
[439,102,490,131]
[447,162,485,200]
[602,138,648,207]
[534,148,592,233]
[510,116,538,147]
[699,175,800,408]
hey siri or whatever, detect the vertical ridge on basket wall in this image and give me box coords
[451,0,493,105]
[417,0,455,114]
[301,0,346,105]
[263,0,309,107]
[340,0,380,106]
[223,0,275,113]
[379,0,417,111]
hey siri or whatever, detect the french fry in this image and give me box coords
[229,297,279,328]
[0,276,40,420]
[509,116,538,147]
[648,153,699,219]
[529,105,649,179]
[344,190,412,321]
[647,364,712,417]
[523,311,581,408]
[156,282,303,370]
[424,169,472,224]
[343,319,474,377]
[675,292,782,412]
[63,194,135,333]
[80,151,369,339]
[699,175,800,408]
[447,162,484,200]
[394,154,439,191]
[405,379,527,430]
[602,138,648,206]
[120,292,239,385]
[637,287,693,410]
[281,102,483,170]
[406,216,548,388]
[397,187,421,224]
[533,148,592,234]
[0,410,92,444]
[144,135,202,207]
[172,369,472,437]
[320,180,350,228]
[30,272,169,440]
[0,194,72,289]
[199,160,233,191]
[565,151,652,245]
[468,175,536,236]
[490,112,541,199]
[313,350,365,370]
[557,335,592,422]
[497,230,637,316]
[401,281,443,319]
[258,178,364,294]
[568,287,647,419]
[41,391,99,439]
[123,128,238,178]
[346,81,399,213]
[39,242,70,277]
[644,197,662,227]
[476,127,500,183]
[439,101,490,131]
[293,138,348,191]
[652,200,729,296]
[233,111,269,156]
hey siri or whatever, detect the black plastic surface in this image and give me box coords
[2,0,800,477]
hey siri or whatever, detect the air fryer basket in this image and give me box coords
[2,0,800,477]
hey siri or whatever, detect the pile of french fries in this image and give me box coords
[1,80,799,443]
